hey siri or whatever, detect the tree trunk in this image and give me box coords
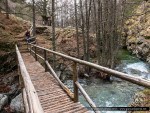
[96,0,102,65]
[43,0,47,25]
[79,0,86,61]
[5,0,9,19]
[74,0,80,58]
[85,0,92,62]
[52,0,56,69]
[32,0,36,37]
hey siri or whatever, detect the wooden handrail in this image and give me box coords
[16,45,44,113]
[45,61,74,99]
[28,43,150,113]
[23,88,29,113]
[29,43,150,88]
[76,81,100,113]
[28,44,99,113]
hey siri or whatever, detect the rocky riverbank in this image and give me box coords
[128,89,150,113]
[124,2,150,63]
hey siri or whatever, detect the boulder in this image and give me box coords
[10,93,24,113]
[136,37,145,45]
[146,54,150,63]
[0,94,8,111]
[2,76,15,85]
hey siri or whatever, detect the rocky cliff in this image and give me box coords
[124,1,150,63]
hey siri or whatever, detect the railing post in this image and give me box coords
[72,62,78,102]
[30,44,31,54]
[35,46,37,61]
[17,56,23,88]
[27,42,29,50]
[44,50,48,72]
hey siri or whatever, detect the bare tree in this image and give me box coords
[74,0,79,58]
[52,0,56,69]
[79,0,86,61]
[85,0,92,62]
[5,0,9,19]
[32,0,36,37]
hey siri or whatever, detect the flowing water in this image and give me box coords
[64,50,150,113]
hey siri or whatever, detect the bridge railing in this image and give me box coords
[27,43,150,113]
[16,45,44,113]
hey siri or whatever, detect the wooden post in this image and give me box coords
[72,62,78,102]
[17,56,22,88]
[27,42,29,50]
[23,88,29,113]
[44,50,48,72]
[35,46,37,61]
[30,44,31,54]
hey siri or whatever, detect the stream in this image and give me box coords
[64,50,150,113]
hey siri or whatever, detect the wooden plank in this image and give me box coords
[39,94,68,103]
[37,90,64,97]
[41,98,71,108]
[44,102,82,113]
[43,100,74,110]
[39,93,67,100]
[43,99,73,109]
[34,85,61,91]
[46,61,74,99]
[65,106,88,113]
[36,87,63,93]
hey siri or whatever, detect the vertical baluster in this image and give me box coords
[72,62,78,102]
[27,42,29,51]
[30,44,31,54]
[44,50,48,72]
[35,46,37,61]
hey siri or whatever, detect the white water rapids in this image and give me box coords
[64,55,150,113]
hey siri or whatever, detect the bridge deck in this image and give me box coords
[21,52,89,113]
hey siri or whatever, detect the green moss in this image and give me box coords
[0,52,16,74]
[142,89,150,95]
[116,49,139,62]
[125,0,143,17]
[127,37,137,44]
[144,36,150,39]
[0,42,15,52]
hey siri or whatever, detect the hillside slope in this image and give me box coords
[0,12,29,112]
[124,1,150,63]
[0,11,30,74]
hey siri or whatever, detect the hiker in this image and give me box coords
[25,30,30,43]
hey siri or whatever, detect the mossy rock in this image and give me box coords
[0,42,15,52]
[127,37,137,44]
[144,36,150,39]
[0,23,5,30]
[128,89,150,113]
[0,52,17,74]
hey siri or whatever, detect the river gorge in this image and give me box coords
[64,49,150,113]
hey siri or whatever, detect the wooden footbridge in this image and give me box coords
[16,39,150,113]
